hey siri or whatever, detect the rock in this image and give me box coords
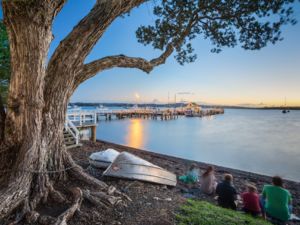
[161,185,168,190]
[153,196,172,201]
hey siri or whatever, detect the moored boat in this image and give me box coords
[184,102,201,117]
[103,152,177,186]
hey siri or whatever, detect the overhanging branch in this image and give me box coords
[45,0,149,100]
[74,9,199,86]
[76,44,174,84]
[46,0,147,82]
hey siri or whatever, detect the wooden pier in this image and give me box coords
[98,108,179,121]
[64,107,224,148]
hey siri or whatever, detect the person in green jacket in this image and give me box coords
[179,164,199,185]
[260,176,292,222]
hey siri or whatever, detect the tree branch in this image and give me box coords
[51,0,68,19]
[44,0,149,107]
[46,0,147,84]
[76,44,174,84]
[74,8,199,85]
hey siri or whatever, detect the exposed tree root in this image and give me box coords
[0,151,129,225]
[64,151,107,190]
[84,189,122,206]
[71,166,107,189]
[0,179,30,222]
[108,186,132,202]
[10,199,32,225]
[24,210,40,224]
[82,190,109,209]
[49,185,67,204]
[54,187,82,225]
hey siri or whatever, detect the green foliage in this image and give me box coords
[0,20,10,104]
[136,0,298,65]
[176,200,272,225]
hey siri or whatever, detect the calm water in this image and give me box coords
[96,109,300,182]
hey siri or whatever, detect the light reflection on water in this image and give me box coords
[126,119,145,149]
[96,109,300,181]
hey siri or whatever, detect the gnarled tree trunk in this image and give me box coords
[0,0,63,219]
[0,1,139,223]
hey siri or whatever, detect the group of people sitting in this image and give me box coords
[179,164,293,223]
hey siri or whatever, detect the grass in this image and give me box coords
[176,200,272,225]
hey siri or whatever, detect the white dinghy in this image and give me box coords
[103,152,177,186]
[89,148,120,169]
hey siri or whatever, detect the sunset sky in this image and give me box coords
[1,1,300,106]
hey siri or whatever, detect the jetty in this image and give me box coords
[64,107,224,148]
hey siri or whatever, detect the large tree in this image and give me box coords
[0,0,298,224]
[0,20,10,140]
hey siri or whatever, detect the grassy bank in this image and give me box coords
[177,200,271,225]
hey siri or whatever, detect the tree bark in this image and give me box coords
[0,95,5,142]
[0,1,64,220]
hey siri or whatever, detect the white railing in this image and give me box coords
[64,118,80,145]
[67,110,98,126]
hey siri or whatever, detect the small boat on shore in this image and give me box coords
[89,148,120,168]
[103,152,177,186]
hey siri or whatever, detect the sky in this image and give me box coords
[1,1,300,106]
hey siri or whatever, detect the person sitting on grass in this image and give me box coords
[179,163,199,185]
[200,165,217,195]
[241,183,261,216]
[260,176,292,222]
[216,173,238,210]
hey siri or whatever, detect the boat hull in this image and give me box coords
[89,148,120,169]
[89,159,111,169]
[103,152,177,186]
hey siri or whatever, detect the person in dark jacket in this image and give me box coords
[216,173,238,210]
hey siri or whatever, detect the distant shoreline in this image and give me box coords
[70,102,300,110]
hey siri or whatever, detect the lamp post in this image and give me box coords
[135,93,140,108]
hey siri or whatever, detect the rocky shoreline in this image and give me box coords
[69,140,300,225]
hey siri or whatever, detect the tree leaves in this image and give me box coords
[136,0,298,65]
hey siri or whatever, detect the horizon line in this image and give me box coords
[69,101,300,108]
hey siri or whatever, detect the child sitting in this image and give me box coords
[216,173,238,210]
[179,164,199,185]
[241,183,261,216]
[200,165,217,195]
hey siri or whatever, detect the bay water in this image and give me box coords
[95,109,300,182]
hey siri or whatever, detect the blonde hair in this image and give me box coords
[224,173,233,182]
[246,183,257,192]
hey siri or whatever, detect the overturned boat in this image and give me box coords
[89,148,120,169]
[103,152,177,186]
